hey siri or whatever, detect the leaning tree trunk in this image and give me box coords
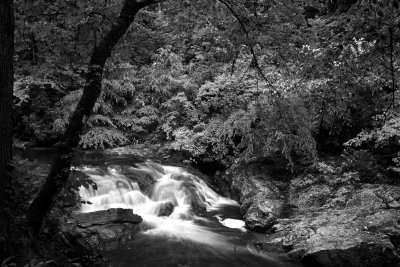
[28,0,164,236]
[0,0,14,258]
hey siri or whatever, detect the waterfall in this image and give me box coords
[78,160,242,247]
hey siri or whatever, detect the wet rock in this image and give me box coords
[158,201,175,216]
[180,180,208,216]
[117,166,155,194]
[71,208,142,251]
[143,160,165,175]
[190,194,207,216]
[225,160,286,232]
[243,202,280,232]
[187,188,207,216]
[80,223,141,251]
[226,158,400,266]
[74,208,142,228]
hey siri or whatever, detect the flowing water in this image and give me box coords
[18,148,300,266]
[77,160,301,267]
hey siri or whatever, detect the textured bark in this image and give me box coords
[0,0,14,257]
[27,0,165,235]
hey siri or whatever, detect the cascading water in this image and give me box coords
[79,161,241,244]
[78,160,300,267]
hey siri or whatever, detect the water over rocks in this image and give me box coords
[157,201,175,216]
[222,158,400,266]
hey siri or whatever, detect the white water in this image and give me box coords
[214,214,247,232]
[78,160,243,248]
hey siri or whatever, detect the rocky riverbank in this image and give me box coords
[70,208,143,251]
[13,145,400,266]
[220,158,400,267]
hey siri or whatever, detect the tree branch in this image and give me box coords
[27,0,165,236]
[217,0,280,96]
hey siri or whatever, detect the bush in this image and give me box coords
[345,112,400,177]
[79,127,129,149]
[342,149,382,182]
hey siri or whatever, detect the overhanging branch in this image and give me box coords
[217,0,280,96]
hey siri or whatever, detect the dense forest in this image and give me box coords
[1,0,400,266]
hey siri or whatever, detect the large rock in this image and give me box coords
[71,208,142,251]
[181,180,207,216]
[259,208,400,267]
[157,201,175,216]
[115,165,156,194]
[221,158,400,266]
[224,158,288,232]
[74,208,142,227]
[240,179,285,232]
[255,161,400,267]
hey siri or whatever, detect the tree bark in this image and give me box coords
[27,0,165,236]
[0,0,14,258]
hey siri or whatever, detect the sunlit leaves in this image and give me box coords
[79,127,129,149]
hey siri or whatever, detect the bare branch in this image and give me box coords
[217,0,280,96]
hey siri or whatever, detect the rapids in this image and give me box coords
[77,160,300,266]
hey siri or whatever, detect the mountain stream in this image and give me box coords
[77,160,301,267]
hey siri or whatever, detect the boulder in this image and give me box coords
[116,165,155,194]
[256,162,400,267]
[259,208,400,267]
[224,159,400,266]
[190,193,207,216]
[225,160,287,232]
[71,208,142,251]
[74,208,142,228]
[157,201,175,217]
[183,184,207,216]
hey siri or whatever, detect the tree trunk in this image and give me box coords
[27,0,164,236]
[0,0,14,258]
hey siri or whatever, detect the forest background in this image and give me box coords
[9,0,400,172]
[0,0,400,264]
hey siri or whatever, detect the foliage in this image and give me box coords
[345,113,400,149]
[342,149,382,182]
[298,0,400,153]
[345,112,400,176]
[166,73,317,168]
[79,127,129,149]
[160,92,198,139]
[13,0,400,170]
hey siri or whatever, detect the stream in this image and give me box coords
[19,149,302,267]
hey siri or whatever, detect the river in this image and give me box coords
[18,148,302,267]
